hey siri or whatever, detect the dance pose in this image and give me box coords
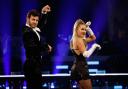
[70,19,101,89]
[22,5,52,89]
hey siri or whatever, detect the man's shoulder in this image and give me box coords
[22,25,32,33]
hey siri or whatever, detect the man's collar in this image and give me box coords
[26,23,41,32]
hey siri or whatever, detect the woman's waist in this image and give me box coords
[73,57,87,65]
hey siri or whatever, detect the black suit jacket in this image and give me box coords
[22,26,49,60]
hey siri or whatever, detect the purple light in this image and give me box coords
[53,0,89,74]
[92,0,116,40]
[19,0,38,64]
[1,1,12,74]
[53,1,77,74]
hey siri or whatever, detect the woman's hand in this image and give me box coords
[86,21,91,26]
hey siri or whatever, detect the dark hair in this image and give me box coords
[27,9,40,18]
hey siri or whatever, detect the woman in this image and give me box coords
[70,19,101,89]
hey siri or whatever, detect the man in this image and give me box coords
[22,5,52,89]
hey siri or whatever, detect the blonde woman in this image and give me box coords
[70,19,101,89]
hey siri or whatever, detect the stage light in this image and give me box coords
[6,86,9,89]
[56,65,69,69]
[114,85,123,89]
[87,61,99,65]
[42,83,48,87]
[72,85,77,88]
[89,69,98,73]
[23,86,27,89]
[51,82,55,88]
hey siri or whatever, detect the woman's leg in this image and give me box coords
[78,83,83,89]
[78,79,92,89]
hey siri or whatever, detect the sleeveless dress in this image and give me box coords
[71,50,90,82]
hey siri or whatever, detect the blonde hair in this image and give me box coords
[70,19,86,49]
[72,19,86,38]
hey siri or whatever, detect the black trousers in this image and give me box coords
[23,59,43,89]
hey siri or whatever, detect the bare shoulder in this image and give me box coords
[74,38,84,47]
[75,38,86,53]
[77,38,84,43]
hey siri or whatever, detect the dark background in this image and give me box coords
[0,0,128,74]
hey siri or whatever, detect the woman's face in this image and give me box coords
[76,24,87,38]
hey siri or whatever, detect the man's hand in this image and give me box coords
[41,5,51,14]
[48,44,52,52]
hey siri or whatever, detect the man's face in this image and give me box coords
[27,15,39,28]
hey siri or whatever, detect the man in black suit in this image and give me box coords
[22,5,52,89]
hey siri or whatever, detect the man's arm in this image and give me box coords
[38,5,51,30]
